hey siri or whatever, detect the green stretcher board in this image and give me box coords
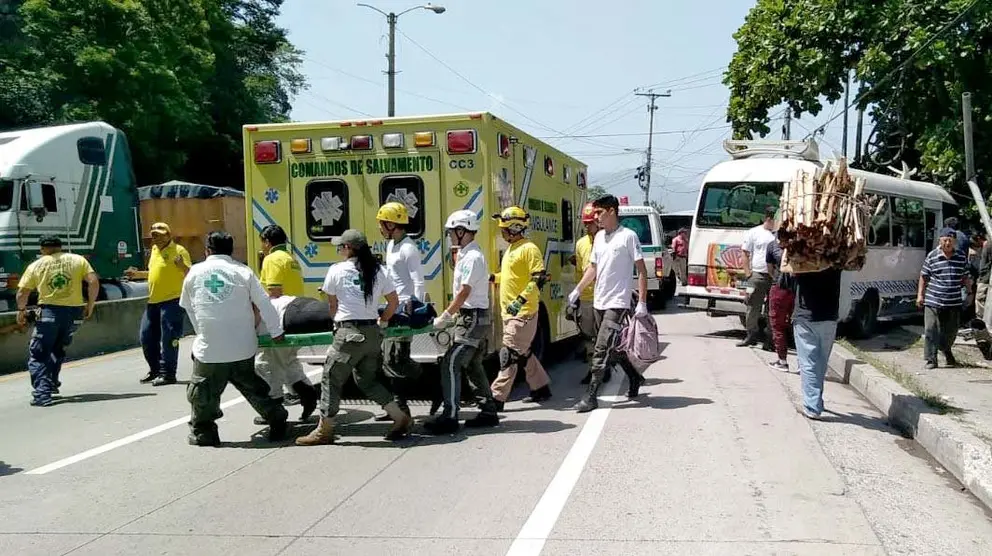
[257,325,438,348]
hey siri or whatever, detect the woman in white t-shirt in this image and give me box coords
[296,229,409,446]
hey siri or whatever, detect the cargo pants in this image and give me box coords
[28,305,83,403]
[320,322,393,418]
[589,308,633,384]
[490,313,550,402]
[577,300,598,361]
[439,309,498,420]
[187,356,288,437]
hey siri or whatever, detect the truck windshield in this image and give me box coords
[0,180,13,211]
[695,181,783,229]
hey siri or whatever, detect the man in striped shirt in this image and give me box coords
[918,227,973,369]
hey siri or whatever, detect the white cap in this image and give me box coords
[445,209,480,232]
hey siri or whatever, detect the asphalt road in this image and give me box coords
[2,308,992,556]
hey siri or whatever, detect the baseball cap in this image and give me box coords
[332,229,369,248]
[939,227,957,239]
[150,222,171,235]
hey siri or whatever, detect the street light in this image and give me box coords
[357,3,446,117]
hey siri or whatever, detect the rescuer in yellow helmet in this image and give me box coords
[489,206,551,410]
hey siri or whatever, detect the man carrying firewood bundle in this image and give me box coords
[738,207,777,351]
[918,227,972,369]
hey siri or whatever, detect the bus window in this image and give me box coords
[619,214,653,246]
[305,179,349,240]
[379,176,425,238]
[925,209,938,247]
[695,182,782,229]
[868,196,892,246]
[892,197,925,248]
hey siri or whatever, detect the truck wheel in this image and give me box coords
[849,293,879,339]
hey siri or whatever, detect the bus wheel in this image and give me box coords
[850,293,879,339]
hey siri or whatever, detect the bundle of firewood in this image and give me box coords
[777,159,877,273]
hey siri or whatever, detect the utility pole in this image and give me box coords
[358,3,446,117]
[842,71,850,156]
[782,106,792,140]
[635,89,671,205]
[964,92,977,182]
[386,12,397,117]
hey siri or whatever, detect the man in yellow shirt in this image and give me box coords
[126,222,191,386]
[573,202,610,385]
[489,206,551,410]
[254,224,319,423]
[16,235,99,407]
[258,224,305,297]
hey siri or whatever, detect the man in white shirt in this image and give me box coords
[374,201,425,421]
[424,210,500,435]
[252,294,319,425]
[739,207,777,349]
[568,194,649,413]
[179,231,289,447]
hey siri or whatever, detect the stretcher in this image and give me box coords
[257,325,440,348]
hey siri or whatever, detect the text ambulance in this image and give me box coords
[243,112,590,363]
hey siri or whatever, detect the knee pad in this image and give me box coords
[499,346,528,370]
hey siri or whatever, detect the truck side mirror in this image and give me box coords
[25,181,46,222]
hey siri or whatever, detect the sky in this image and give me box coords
[278,0,861,212]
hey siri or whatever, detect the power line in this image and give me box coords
[540,125,730,139]
[803,0,982,139]
[301,90,373,117]
[642,66,726,90]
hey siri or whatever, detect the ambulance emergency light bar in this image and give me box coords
[253,128,471,163]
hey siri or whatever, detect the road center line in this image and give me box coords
[26,367,323,475]
[505,374,625,556]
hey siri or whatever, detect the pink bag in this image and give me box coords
[620,312,662,373]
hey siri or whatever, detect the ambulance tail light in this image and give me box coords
[351,135,373,150]
[320,137,346,151]
[414,132,435,147]
[382,132,404,148]
[290,138,312,154]
[446,130,477,154]
[655,257,664,279]
[253,140,281,164]
[687,265,707,287]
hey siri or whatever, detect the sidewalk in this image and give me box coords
[833,321,992,510]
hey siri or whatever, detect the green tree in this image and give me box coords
[649,199,665,214]
[586,185,608,200]
[0,0,305,187]
[724,0,992,200]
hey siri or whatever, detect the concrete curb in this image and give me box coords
[827,343,992,511]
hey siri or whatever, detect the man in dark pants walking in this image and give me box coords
[179,232,288,446]
[739,207,777,349]
[918,227,972,369]
[16,236,99,407]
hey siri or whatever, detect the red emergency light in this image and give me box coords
[351,135,373,150]
[447,130,477,154]
[655,257,664,279]
[254,140,281,164]
[619,196,629,205]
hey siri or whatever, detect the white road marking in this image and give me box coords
[505,373,626,556]
[26,367,323,475]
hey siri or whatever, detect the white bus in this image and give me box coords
[683,139,957,337]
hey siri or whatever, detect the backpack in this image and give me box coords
[378,298,438,329]
[619,312,662,373]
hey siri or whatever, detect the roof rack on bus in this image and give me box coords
[722,139,820,162]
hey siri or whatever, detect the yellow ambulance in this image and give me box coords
[242,112,590,364]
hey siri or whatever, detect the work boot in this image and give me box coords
[944,352,959,367]
[522,385,552,403]
[575,381,601,413]
[296,416,335,446]
[627,372,645,399]
[464,411,500,428]
[383,401,412,441]
[253,398,283,425]
[493,400,505,412]
[139,372,159,384]
[188,428,220,447]
[152,375,177,386]
[267,415,288,442]
[293,381,319,422]
[423,416,460,435]
[375,397,411,421]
